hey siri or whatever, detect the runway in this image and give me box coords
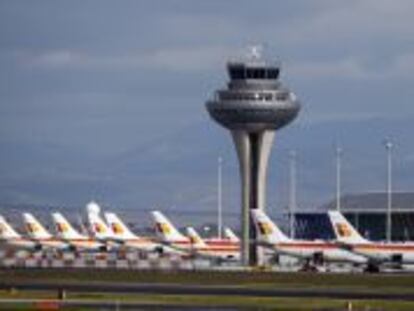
[1,280,414,301]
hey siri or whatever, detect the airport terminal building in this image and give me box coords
[294,192,414,242]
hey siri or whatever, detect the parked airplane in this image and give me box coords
[52,212,107,252]
[87,209,117,243]
[186,226,240,261]
[328,211,414,271]
[251,209,367,267]
[104,212,181,255]
[23,213,70,252]
[151,211,239,261]
[205,227,240,246]
[0,215,39,251]
[224,227,240,243]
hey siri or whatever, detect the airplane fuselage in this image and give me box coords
[347,242,414,264]
[0,238,38,251]
[270,241,367,264]
[166,239,240,260]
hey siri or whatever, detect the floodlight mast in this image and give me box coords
[217,156,223,239]
[336,145,343,212]
[289,150,297,239]
[384,139,393,242]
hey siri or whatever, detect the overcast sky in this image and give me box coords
[1,0,413,155]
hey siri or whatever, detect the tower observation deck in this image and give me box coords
[205,47,301,266]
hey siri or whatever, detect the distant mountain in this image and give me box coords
[1,117,414,226]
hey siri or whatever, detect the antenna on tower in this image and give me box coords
[247,45,263,61]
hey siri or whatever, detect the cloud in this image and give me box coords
[278,0,414,46]
[17,45,234,72]
[28,50,81,67]
[392,53,414,78]
[288,52,414,80]
[289,58,367,79]
[148,45,233,71]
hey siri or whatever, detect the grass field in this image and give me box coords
[2,268,414,291]
[1,291,414,311]
[2,268,414,310]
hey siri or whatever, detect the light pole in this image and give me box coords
[336,145,343,212]
[217,156,223,239]
[289,150,297,239]
[384,139,393,242]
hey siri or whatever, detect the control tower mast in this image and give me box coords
[205,47,301,266]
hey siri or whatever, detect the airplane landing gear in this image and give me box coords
[364,262,380,273]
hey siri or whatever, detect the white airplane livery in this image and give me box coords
[186,227,208,248]
[104,212,178,255]
[328,211,414,268]
[52,212,106,252]
[23,213,70,251]
[186,226,240,261]
[151,211,239,261]
[224,227,239,243]
[251,209,367,265]
[151,211,188,243]
[205,227,240,247]
[87,210,115,242]
[0,215,38,251]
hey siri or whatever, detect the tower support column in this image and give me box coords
[231,130,275,266]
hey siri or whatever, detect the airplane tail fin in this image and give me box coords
[0,215,21,239]
[250,209,291,244]
[186,227,208,248]
[104,212,137,240]
[87,210,113,240]
[224,227,239,242]
[151,211,188,242]
[23,213,52,240]
[328,211,369,244]
[52,212,84,240]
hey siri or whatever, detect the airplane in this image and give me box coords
[205,227,240,246]
[104,212,181,255]
[51,212,107,253]
[22,213,71,252]
[186,226,240,261]
[250,209,367,268]
[224,227,240,243]
[87,209,118,243]
[151,211,239,261]
[328,210,414,271]
[0,214,40,252]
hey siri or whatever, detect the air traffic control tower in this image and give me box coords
[206,47,301,266]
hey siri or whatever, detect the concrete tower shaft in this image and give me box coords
[205,49,300,266]
[232,130,275,264]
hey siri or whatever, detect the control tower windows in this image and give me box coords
[246,68,266,79]
[229,65,280,80]
[218,91,287,102]
[229,67,245,80]
[276,91,289,101]
[267,69,279,79]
